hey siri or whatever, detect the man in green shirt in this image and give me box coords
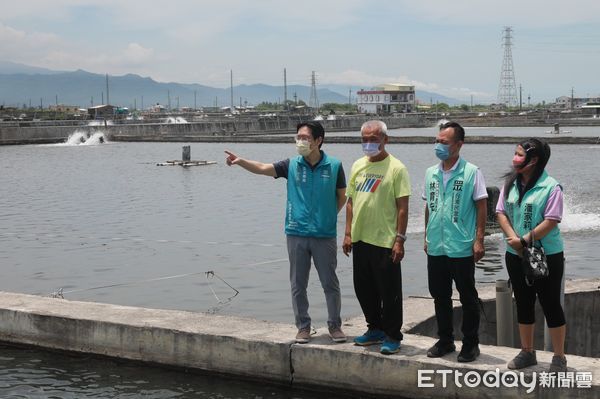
[423,121,487,363]
[343,120,411,355]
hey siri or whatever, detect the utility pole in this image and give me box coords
[309,71,319,111]
[571,87,574,110]
[519,84,523,110]
[141,95,144,111]
[294,92,298,105]
[167,90,171,110]
[528,94,531,108]
[105,74,110,105]
[349,88,352,106]
[283,68,288,110]
[176,96,179,110]
[40,98,43,110]
[91,96,94,107]
[230,69,234,112]
[134,98,137,111]
[194,90,197,110]
[101,92,104,105]
[470,94,473,110]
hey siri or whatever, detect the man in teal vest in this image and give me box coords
[423,121,488,362]
[225,121,347,344]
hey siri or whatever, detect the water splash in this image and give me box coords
[65,131,88,145]
[54,130,107,146]
[436,119,450,128]
[81,132,107,145]
[561,201,600,232]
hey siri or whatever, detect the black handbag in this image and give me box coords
[521,231,549,286]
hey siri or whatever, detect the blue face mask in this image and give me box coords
[434,143,450,160]
[362,142,381,157]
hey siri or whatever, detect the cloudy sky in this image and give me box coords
[1,0,599,102]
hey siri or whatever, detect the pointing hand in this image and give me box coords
[224,150,239,166]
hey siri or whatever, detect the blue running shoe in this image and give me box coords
[380,339,400,355]
[353,329,386,346]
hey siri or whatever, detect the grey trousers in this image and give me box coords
[286,235,342,330]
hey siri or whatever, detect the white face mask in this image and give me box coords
[362,142,381,157]
[296,139,311,156]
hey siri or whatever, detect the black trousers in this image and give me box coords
[427,255,480,347]
[505,251,565,328]
[352,241,403,341]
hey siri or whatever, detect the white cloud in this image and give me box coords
[0,23,63,62]
[0,22,159,75]
[121,43,155,65]
[394,0,600,28]
[319,69,493,100]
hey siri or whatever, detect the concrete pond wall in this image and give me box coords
[0,280,598,398]
[0,115,428,145]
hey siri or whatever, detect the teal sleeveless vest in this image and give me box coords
[285,153,340,238]
[425,158,479,257]
[504,171,563,255]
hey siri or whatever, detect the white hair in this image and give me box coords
[360,120,388,136]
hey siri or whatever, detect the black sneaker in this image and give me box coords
[427,341,456,358]
[457,344,480,363]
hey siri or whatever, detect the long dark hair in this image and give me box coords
[503,138,551,203]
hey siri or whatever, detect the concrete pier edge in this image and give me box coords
[0,281,598,398]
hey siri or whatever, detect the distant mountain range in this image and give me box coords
[0,61,463,108]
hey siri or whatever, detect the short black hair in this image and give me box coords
[297,121,325,148]
[440,121,465,142]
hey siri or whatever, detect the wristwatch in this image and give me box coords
[395,233,407,242]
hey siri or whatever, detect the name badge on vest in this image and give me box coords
[428,180,439,211]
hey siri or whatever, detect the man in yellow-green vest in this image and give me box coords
[423,121,488,363]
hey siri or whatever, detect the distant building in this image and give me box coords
[554,96,600,109]
[88,105,114,119]
[150,104,166,113]
[49,104,80,114]
[581,103,600,117]
[357,84,415,114]
[489,103,507,111]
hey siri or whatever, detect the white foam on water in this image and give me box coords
[561,201,600,232]
[436,118,450,128]
[49,130,108,146]
[80,132,107,145]
[407,215,425,235]
[65,131,88,145]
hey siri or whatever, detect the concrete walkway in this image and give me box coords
[0,291,598,398]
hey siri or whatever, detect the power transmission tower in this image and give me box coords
[497,27,517,107]
[309,71,319,111]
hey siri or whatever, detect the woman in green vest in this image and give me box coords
[496,138,567,373]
